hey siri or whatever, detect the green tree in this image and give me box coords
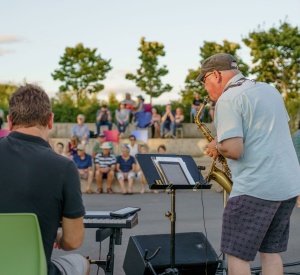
[0,83,18,111]
[243,22,300,128]
[243,22,300,96]
[181,40,249,105]
[126,37,172,104]
[52,43,112,106]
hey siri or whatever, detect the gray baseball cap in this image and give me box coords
[196,53,238,82]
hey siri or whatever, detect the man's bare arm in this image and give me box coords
[59,216,85,251]
[217,137,244,160]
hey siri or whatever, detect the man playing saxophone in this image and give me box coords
[196,53,300,275]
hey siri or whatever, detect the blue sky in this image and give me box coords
[1,0,300,104]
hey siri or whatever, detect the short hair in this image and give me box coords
[9,84,52,128]
[129,134,136,140]
[121,144,130,152]
[157,144,166,152]
[56,142,64,148]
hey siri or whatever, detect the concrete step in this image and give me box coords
[49,122,216,139]
[49,137,209,157]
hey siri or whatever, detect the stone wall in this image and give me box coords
[49,122,216,139]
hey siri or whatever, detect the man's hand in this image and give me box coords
[205,138,219,159]
[53,229,63,249]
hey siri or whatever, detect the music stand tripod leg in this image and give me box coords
[164,188,179,274]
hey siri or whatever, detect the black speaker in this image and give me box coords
[123,232,219,275]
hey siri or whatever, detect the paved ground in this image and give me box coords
[53,189,300,275]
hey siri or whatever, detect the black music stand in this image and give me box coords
[136,154,211,274]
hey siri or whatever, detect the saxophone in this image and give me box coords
[194,98,232,193]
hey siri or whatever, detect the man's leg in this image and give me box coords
[96,121,100,136]
[260,253,283,275]
[170,122,176,136]
[95,169,103,193]
[52,254,90,275]
[106,170,114,193]
[227,254,251,275]
[86,168,94,192]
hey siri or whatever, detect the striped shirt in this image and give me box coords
[95,153,116,168]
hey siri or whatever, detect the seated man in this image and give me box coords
[94,142,116,194]
[116,144,136,194]
[95,104,112,136]
[92,133,113,159]
[73,144,94,194]
[160,104,175,138]
[71,114,90,145]
[0,84,89,275]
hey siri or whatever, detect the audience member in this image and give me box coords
[0,84,88,274]
[175,107,185,131]
[73,144,94,194]
[160,104,175,138]
[115,102,130,137]
[92,133,113,159]
[0,129,10,137]
[116,144,136,194]
[67,136,79,157]
[157,144,167,154]
[150,107,161,138]
[94,142,116,194]
[136,144,149,193]
[95,104,112,136]
[128,134,139,157]
[190,93,204,121]
[121,93,135,111]
[0,108,4,129]
[71,114,90,145]
[134,95,145,113]
[292,121,300,164]
[55,142,69,158]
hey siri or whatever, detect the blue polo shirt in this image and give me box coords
[116,155,136,172]
[73,154,92,169]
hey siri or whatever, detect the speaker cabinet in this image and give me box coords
[123,232,218,275]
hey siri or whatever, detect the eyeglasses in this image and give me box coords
[201,72,214,85]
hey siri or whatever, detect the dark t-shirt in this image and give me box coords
[116,155,136,172]
[0,132,85,275]
[193,98,203,106]
[73,153,92,169]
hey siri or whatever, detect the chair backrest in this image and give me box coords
[0,213,47,275]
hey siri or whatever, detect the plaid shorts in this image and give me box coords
[221,195,296,261]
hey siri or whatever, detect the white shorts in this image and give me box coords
[116,171,135,180]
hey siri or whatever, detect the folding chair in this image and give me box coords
[0,213,47,275]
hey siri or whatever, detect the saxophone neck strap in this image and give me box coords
[223,77,254,93]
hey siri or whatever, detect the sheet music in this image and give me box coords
[152,157,195,185]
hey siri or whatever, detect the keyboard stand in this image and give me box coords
[89,228,123,275]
